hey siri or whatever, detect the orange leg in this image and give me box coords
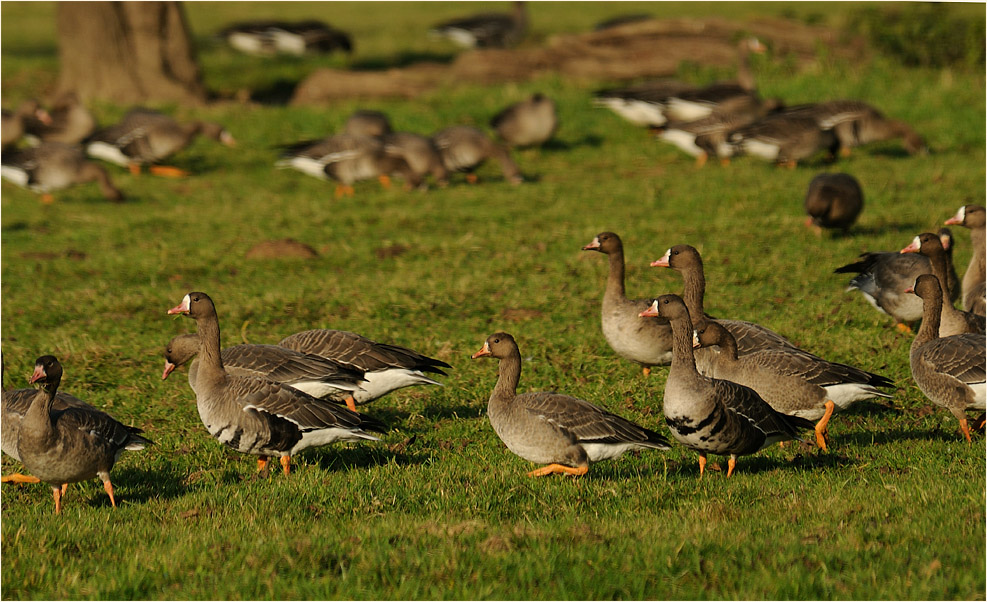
[815,400,836,451]
[40,193,55,205]
[465,173,478,184]
[975,414,986,432]
[61,483,68,497]
[718,157,731,167]
[698,453,707,478]
[839,147,852,158]
[257,456,269,472]
[280,456,291,475]
[726,456,738,477]
[148,165,189,178]
[895,322,913,334]
[527,464,588,477]
[1,473,41,484]
[103,480,117,508]
[378,174,392,189]
[334,184,355,199]
[694,152,708,168]
[642,366,652,378]
[959,418,973,443]
[128,163,142,176]
[344,395,357,412]
[52,485,63,515]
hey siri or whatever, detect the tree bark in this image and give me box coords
[56,1,206,105]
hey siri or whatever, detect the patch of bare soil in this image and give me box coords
[245,238,319,260]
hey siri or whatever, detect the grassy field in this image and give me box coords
[1,2,985,599]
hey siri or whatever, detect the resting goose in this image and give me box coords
[640,295,813,477]
[803,172,863,233]
[428,1,527,49]
[726,112,838,168]
[218,20,352,56]
[490,93,558,148]
[16,356,151,514]
[782,100,927,157]
[1,100,49,149]
[907,274,986,442]
[24,92,97,145]
[470,332,670,477]
[582,232,673,375]
[85,108,235,177]
[901,233,985,336]
[279,329,451,406]
[945,205,986,316]
[276,133,413,197]
[1,141,124,203]
[431,125,522,184]
[162,333,367,408]
[694,321,892,451]
[168,292,387,476]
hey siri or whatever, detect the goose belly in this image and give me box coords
[601,312,672,366]
[289,380,360,401]
[352,369,441,403]
[86,141,133,167]
[824,383,889,408]
[664,404,762,456]
[581,442,640,462]
[0,165,30,188]
[291,427,380,454]
[596,98,667,127]
[739,139,781,161]
[658,129,702,156]
[969,382,986,409]
[663,99,713,122]
[278,156,331,180]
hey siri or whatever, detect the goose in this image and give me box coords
[168,292,387,475]
[431,125,522,184]
[835,229,960,331]
[381,132,449,189]
[655,99,784,166]
[343,110,392,138]
[725,112,839,168]
[803,172,863,233]
[694,321,893,451]
[907,274,986,442]
[275,133,414,197]
[781,100,927,157]
[945,205,986,316]
[16,356,151,514]
[85,108,235,177]
[24,92,97,145]
[279,329,451,407]
[218,20,352,56]
[1,141,124,203]
[592,80,696,128]
[490,93,558,148]
[581,232,673,375]
[428,1,527,49]
[470,332,670,477]
[901,233,985,336]
[161,333,367,408]
[640,295,813,477]
[1,100,49,149]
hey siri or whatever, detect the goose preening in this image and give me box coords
[85,108,235,177]
[803,172,863,233]
[640,295,813,477]
[490,93,558,148]
[1,141,124,203]
[1,100,49,149]
[431,125,522,185]
[582,232,672,375]
[15,356,151,514]
[901,233,985,336]
[429,1,527,49]
[945,205,986,316]
[218,20,353,56]
[781,100,928,157]
[24,92,97,145]
[167,292,387,476]
[470,332,670,477]
[276,133,414,197]
[279,329,451,407]
[694,321,893,451]
[907,274,986,442]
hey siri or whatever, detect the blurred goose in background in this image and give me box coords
[782,99,928,157]
[24,92,97,145]
[945,205,986,316]
[343,110,392,138]
[655,99,784,166]
[490,93,558,147]
[593,13,654,31]
[218,20,352,56]
[907,274,986,442]
[640,295,813,477]
[726,112,838,167]
[429,1,527,49]
[431,125,522,184]
[803,172,863,233]
[901,233,985,336]
[381,132,449,189]
[85,108,235,177]
[471,332,671,477]
[276,133,414,197]
[592,80,696,128]
[1,141,124,203]
[1,100,50,149]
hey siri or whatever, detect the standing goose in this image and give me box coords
[279,329,451,409]
[656,100,784,167]
[1,141,124,203]
[161,333,367,406]
[168,292,386,475]
[85,108,235,177]
[428,1,527,49]
[16,356,151,514]
[694,321,893,451]
[490,93,558,148]
[945,205,986,316]
[24,92,97,145]
[276,133,414,198]
[803,172,863,234]
[900,233,985,336]
[725,112,839,168]
[470,332,670,477]
[640,295,813,477]
[431,125,522,185]
[782,100,927,157]
[582,232,672,375]
[907,274,986,442]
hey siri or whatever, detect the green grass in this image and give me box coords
[2,2,985,600]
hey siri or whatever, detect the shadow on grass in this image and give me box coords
[348,51,457,71]
[305,442,428,472]
[836,426,963,446]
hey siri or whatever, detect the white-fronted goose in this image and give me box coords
[24,92,97,145]
[279,329,451,406]
[16,356,151,514]
[640,295,813,477]
[1,141,124,203]
[592,80,696,128]
[343,110,392,138]
[901,233,985,336]
[907,274,986,442]
[218,20,352,56]
[168,292,387,476]
[470,332,670,476]
[162,333,367,409]
[431,125,522,185]
[85,108,235,177]
[726,112,838,168]
[782,100,927,157]
[1,100,49,149]
[429,1,527,49]
[694,321,892,451]
[582,232,672,375]
[945,205,986,316]
[381,132,449,189]
[490,93,558,148]
[803,172,863,233]
[276,133,413,197]
[656,99,784,166]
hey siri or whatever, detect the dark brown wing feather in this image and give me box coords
[519,392,670,449]
[279,329,450,375]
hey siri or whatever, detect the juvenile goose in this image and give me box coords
[803,172,863,233]
[901,233,985,336]
[694,321,893,451]
[782,100,927,157]
[276,133,413,197]
[85,108,235,177]
[381,132,449,189]
[907,274,986,442]
[945,205,986,316]
[1,141,124,203]
[218,20,352,56]
[428,1,527,49]
[726,112,838,168]
[431,125,522,184]
[640,295,813,477]
[16,356,151,514]
[490,93,558,148]
[470,332,670,477]
[24,92,97,145]
[168,292,386,475]
[1,100,49,149]
[582,232,673,375]
[279,329,451,407]
[161,333,367,408]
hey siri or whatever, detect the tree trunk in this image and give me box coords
[56,1,206,105]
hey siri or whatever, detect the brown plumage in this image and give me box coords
[804,172,863,232]
[431,126,522,184]
[901,233,985,336]
[945,205,986,316]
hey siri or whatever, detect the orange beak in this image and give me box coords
[639,300,660,317]
[470,342,491,359]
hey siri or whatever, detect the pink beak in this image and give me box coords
[900,239,920,254]
[29,364,45,384]
[162,361,176,380]
[945,208,964,225]
[651,251,671,268]
[582,238,600,251]
[639,300,660,317]
[168,295,190,315]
